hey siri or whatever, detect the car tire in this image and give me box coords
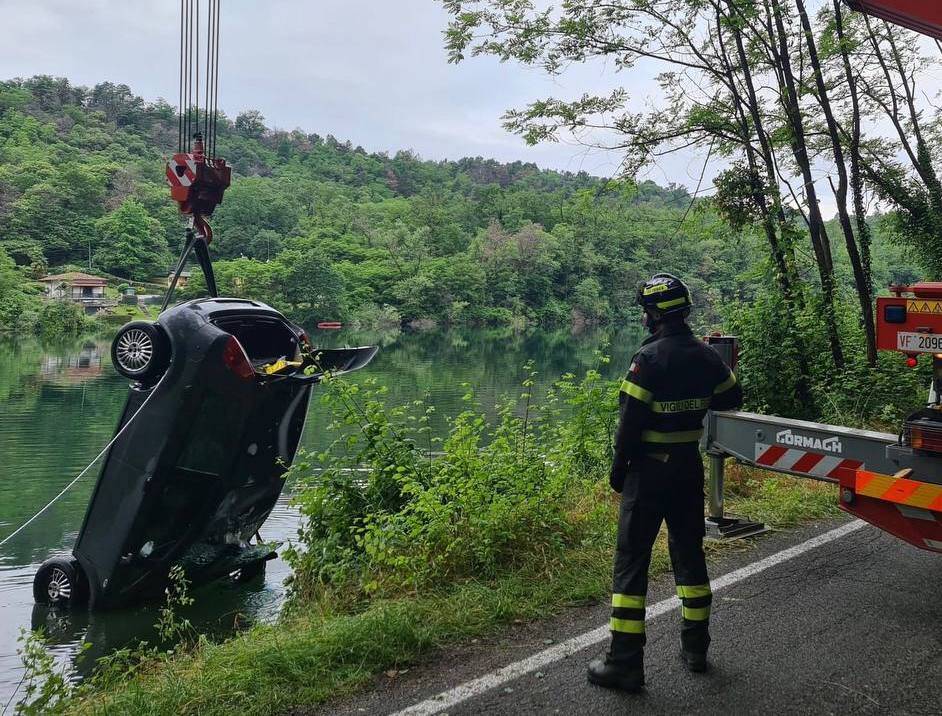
[33,557,88,607]
[111,321,170,384]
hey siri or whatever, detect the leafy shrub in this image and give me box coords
[284,363,617,600]
[346,302,402,330]
[725,288,930,425]
[37,300,88,338]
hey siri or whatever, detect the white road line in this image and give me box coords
[391,519,867,716]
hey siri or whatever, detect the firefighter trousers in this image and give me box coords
[609,450,712,664]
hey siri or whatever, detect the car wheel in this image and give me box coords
[33,557,87,607]
[111,321,170,384]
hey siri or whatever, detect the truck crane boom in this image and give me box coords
[847,1,942,39]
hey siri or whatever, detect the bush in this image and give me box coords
[37,300,88,338]
[725,288,930,425]
[284,362,617,600]
[346,302,401,330]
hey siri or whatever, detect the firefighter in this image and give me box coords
[587,273,743,692]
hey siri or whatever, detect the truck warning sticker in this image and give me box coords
[907,300,942,315]
[897,331,942,354]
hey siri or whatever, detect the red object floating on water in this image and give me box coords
[317,322,343,330]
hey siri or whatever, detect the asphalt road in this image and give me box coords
[320,518,942,716]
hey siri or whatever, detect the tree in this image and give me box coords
[0,247,37,332]
[94,198,168,280]
[276,249,346,325]
[235,110,267,139]
[3,165,106,265]
[209,178,303,259]
[440,0,941,371]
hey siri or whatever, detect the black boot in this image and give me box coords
[588,652,644,693]
[681,649,707,673]
[680,620,710,673]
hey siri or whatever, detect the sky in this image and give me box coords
[0,0,719,190]
[1,0,939,213]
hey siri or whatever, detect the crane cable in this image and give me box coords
[0,375,168,549]
[178,0,222,156]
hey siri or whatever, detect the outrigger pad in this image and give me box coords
[705,516,768,540]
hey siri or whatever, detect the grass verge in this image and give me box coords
[71,469,840,716]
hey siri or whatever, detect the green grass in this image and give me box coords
[70,471,840,716]
[98,303,156,324]
[725,464,840,527]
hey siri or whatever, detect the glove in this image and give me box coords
[609,462,628,493]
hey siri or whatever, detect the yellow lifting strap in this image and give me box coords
[262,357,302,375]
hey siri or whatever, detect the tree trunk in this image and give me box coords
[766,0,845,370]
[796,0,876,365]
[833,0,873,299]
[724,2,802,304]
[718,1,814,408]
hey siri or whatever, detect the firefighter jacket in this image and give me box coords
[610,322,743,492]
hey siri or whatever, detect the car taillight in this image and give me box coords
[905,420,942,455]
[222,335,254,380]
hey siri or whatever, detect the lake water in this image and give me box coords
[0,324,642,704]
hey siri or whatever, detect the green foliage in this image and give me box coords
[725,288,820,418]
[0,75,811,330]
[93,198,168,280]
[284,365,616,599]
[13,629,83,715]
[155,566,196,645]
[0,248,40,333]
[726,286,931,424]
[74,367,853,716]
[37,300,88,339]
[724,466,840,527]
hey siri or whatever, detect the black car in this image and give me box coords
[33,297,376,609]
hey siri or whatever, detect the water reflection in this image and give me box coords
[0,324,642,703]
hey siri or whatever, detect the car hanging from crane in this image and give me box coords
[31,0,378,610]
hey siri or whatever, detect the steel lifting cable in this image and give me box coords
[212,0,221,157]
[178,0,184,152]
[213,0,222,157]
[184,0,193,151]
[178,0,221,156]
[196,0,200,141]
[0,375,169,549]
[203,0,221,158]
[204,0,211,147]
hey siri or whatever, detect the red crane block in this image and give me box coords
[165,136,231,226]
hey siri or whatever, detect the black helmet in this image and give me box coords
[637,273,692,319]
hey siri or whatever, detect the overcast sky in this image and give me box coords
[3,0,940,214]
[0,0,722,190]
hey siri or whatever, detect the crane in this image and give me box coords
[703,2,942,552]
[163,0,230,308]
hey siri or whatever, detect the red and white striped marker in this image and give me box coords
[166,153,197,188]
[754,443,863,482]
